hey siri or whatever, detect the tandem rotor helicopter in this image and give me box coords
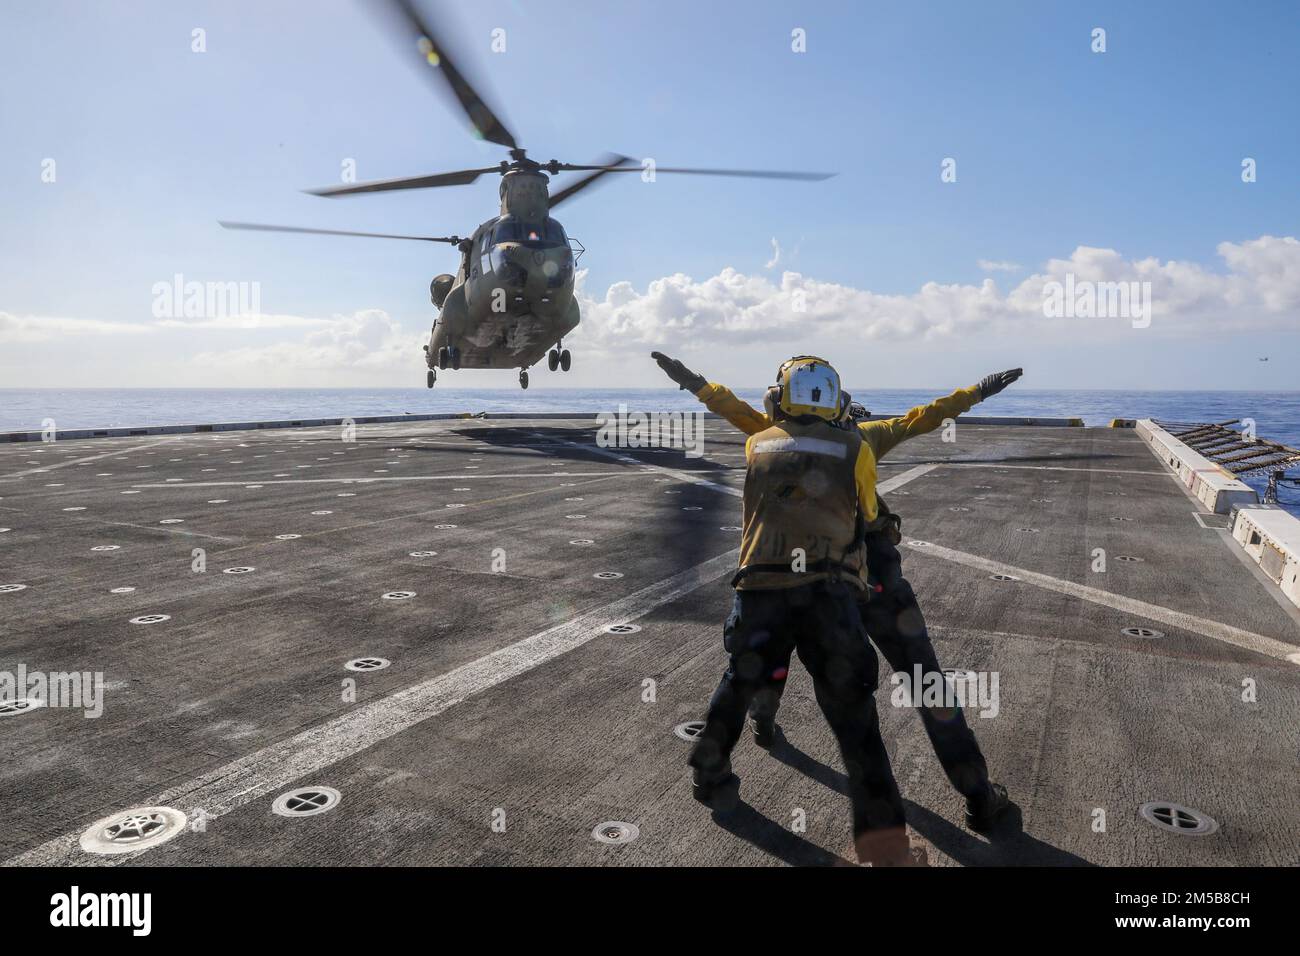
[221,0,833,389]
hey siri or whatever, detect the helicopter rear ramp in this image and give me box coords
[1,416,1298,866]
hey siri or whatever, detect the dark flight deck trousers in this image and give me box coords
[689,578,910,863]
[748,532,993,803]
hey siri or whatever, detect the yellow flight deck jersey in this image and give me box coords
[736,417,875,591]
[697,382,984,589]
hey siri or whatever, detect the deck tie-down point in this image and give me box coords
[1121,626,1164,639]
[80,807,187,855]
[674,720,705,741]
[272,786,342,818]
[1139,802,1218,836]
[592,821,639,845]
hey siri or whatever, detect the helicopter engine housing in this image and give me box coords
[430,274,454,308]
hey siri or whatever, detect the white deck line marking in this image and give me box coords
[3,444,942,867]
[882,461,1166,477]
[878,464,938,493]
[61,517,233,542]
[906,539,1300,663]
[1,438,178,479]
[6,548,741,867]
[130,471,634,489]
[208,475,627,558]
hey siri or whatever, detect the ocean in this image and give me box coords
[3,387,1298,513]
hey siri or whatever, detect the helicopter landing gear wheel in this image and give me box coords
[450,346,462,370]
[547,348,559,372]
[560,349,572,372]
[519,369,529,389]
[437,346,449,370]
[427,368,436,388]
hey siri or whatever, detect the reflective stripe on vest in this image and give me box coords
[752,436,849,459]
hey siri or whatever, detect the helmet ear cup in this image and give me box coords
[763,385,782,419]
[836,390,853,424]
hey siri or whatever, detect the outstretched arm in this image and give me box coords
[858,368,1023,460]
[651,351,772,436]
[650,351,706,393]
[976,368,1023,401]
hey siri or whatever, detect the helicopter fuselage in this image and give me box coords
[426,170,578,371]
[220,1,831,386]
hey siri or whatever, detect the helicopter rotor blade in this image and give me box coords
[548,153,636,209]
[375,0,517,150]
[554,164,835,181]
[219,221,463,244]
[305,166,500,198]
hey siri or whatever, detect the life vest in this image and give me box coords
[734,417,868,591]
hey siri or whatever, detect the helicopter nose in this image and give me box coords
[491,244,571,299]
[536,246,574,287]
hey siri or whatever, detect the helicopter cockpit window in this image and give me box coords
[490,218,567,248]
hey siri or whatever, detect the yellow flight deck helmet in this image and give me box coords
[773,355,842,421]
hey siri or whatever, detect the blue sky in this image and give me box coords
[1,0,1297,390]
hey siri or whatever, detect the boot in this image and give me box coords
[965,782,1012,833]
[870,844,930,867]
[691,762,738,808]
[749,713,777,748]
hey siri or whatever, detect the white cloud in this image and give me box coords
[574,235,1300,350]
[764,238,781,270]
[154,313,333,330]
[978,259,1021,272]
[1216,235,1300,311]
[192,309,422,371]
[12,235,1294,386]
[2,309,356,342]
[0,313,152,343]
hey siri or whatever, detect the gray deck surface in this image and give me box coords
[1,418,1298,866]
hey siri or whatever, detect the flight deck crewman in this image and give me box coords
[653,350,1021,834]
[685,355,923,866]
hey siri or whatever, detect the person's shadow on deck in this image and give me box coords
[765,730,1094,867]
[708,792,852,867]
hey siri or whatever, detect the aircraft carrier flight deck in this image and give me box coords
[2,416,1298,867]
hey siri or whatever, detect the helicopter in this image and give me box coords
[221,0,833,389]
